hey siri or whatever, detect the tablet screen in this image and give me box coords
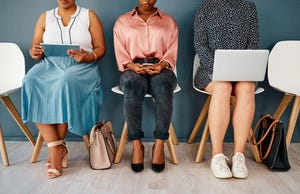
[41,43,80,57]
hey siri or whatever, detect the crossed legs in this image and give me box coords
[36,123,68,178]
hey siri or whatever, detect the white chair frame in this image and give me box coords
[0,42,36,166]
[268,40,300,150]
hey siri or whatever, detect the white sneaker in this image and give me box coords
[231,152,248,179]
[210,153,232,178]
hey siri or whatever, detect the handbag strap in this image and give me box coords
[251,114,280,160]
[251,114,273,145]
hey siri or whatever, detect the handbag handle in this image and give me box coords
[89,122,105,146]
[251,114,280,160]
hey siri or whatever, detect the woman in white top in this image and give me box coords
[22,0,105,179]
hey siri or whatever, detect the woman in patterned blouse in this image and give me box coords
[194,0,259,179]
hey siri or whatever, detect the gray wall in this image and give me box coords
[1,0,300,142]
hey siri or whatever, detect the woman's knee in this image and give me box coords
[210,82,233,96]
[120,71,147,95]
[22,73,38,90]
[151,70,177,94]
[234,82,255,96]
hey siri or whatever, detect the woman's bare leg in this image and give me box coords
[205,81,232,155]
[36,123,66,176]
[57,123,68,140]
[152,139,164,164]
[132,140,144,164]
[231,82,255,154]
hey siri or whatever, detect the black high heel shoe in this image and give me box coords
[131,144,144,173]
[152,143,165,173]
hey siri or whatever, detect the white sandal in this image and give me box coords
[47,140,68,179]
[45,140,68,169]
[47,168,62,179]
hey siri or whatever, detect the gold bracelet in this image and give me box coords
[92,51,97,62]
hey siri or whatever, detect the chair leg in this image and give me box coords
[195,120,209,163]
[82,135,89,154]
[0,96,36,146]
[248,129,261,163]
[114,122,128,164]
[273,94,294,119]
[0,125,9,166]
[286,96,300,150]
[169,123,179,145]
[166,134,178,164]
[188,96,210,144]
[31,132,43,163]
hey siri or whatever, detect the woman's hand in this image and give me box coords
[30,44,44,60]
[144,62,168,75]
[67,49,90,63]
[126,62,147,74]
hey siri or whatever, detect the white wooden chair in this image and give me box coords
[112,67,181,164]
[187,54,263,163]
[268,40,300,150]
[0,42,36,166]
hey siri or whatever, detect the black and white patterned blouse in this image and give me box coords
[194,0,260,89]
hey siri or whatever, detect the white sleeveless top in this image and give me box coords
[43,6,93,52]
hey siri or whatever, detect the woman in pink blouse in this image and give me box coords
[113,0,178,173]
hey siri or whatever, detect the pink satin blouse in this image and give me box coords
[113,8,178,72]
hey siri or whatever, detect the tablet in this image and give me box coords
[41,43,80,57]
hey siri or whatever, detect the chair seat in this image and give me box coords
[0,88,21,97]
[193,86,264,96]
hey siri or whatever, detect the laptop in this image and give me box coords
[212,49,269,81]
[41,43,80,57]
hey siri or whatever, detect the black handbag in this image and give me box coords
[251,114,291,171]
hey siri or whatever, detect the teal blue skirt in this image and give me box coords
[21,56,103,135]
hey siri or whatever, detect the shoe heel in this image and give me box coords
[62,154,68,168]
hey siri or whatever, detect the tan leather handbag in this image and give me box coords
[89,121,117,169]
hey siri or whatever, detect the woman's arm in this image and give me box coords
[68,10,106,63]
[159,19,178,70]
[29,13,46,60]
[88,10,106,60]
[247,2,260,49]
[194,5,214,74]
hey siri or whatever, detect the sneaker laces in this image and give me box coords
[214,154,230,170]
[232,153,246,170]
